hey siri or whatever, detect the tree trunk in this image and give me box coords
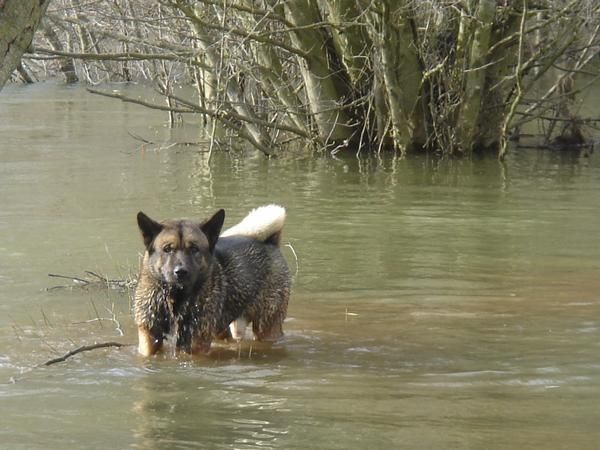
[370,2,425,153]
[283,0,354,144]
[456,0,496,152]
[319,0,371,87]
[242,0,309,136]
[0,0,52,90]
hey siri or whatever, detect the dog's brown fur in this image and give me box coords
[134,207,290,356]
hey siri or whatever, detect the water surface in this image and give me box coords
[1,83,600,449]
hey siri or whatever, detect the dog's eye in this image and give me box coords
[188,244,200,254]
[163,244,174,253]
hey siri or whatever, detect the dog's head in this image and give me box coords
[136,210,225,290]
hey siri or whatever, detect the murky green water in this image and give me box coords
[1,83,600,449]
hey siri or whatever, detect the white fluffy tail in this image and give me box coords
[221,204,286,244]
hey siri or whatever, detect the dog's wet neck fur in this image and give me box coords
[134,258,227,341]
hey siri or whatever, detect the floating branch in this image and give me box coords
[41,341,131,366]
[47,271,136,292]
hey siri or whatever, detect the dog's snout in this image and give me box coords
[174,266,188,280]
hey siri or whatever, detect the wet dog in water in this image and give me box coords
[133,205,290,356]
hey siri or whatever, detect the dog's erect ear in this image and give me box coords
[137,212,163,249]
[201,209,225,252]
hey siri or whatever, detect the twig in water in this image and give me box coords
[284,242,299,277]
[48,273,90,285]
[40,308,52,327]
[41,342,131,366]
[71,299,125,336]
[6,341,133,384]
[104,303,124,336]
[345,307,359,322]
[46,271,136,291]
[90,300,103,329]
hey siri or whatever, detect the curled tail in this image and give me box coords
[220,204,286,246]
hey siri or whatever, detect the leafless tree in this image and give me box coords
[17,0,600,157]
[0,0,52,89]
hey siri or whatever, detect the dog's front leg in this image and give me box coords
[137,326,163,356]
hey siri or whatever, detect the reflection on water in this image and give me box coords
[131,362,291,449]
[1,84,600,449]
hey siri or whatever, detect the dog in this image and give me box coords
[133,205,290,356]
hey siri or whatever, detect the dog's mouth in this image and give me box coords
[159,268,205,292]
[160,276,189,292]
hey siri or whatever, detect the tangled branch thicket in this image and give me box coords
[21,0,600,157]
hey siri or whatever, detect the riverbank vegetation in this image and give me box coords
[12,0,600,157]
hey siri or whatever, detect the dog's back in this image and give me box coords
[218,204,290,341]
[216,235,290,340]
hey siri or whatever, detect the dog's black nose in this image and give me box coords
[174,267,188,280]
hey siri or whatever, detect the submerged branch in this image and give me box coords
[87,87,311,155]
[127,131,210,149]
[86,87,196,114]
